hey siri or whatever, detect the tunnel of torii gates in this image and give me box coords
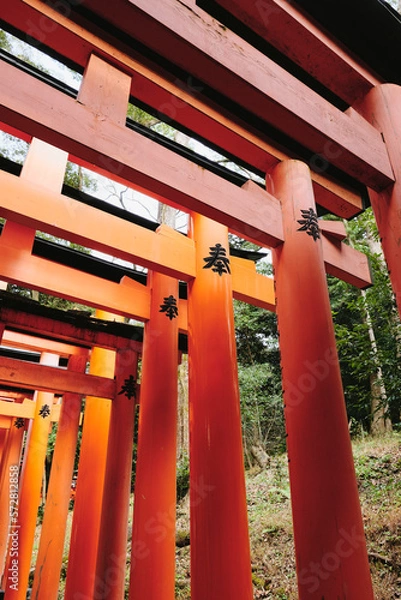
[0,1,401,600]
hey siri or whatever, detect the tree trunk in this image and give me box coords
[370,373,392,435]
[157,202,177,228]
[361,290,393,434]
[344,219,393,434]
[250,445,269,469]
[177,354,189,458]
[360,231,393,434]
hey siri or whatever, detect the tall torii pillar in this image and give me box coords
[64,312,121,600]
[0,423,12,580]
[356,85,401,319]
[268,160,374,599]
[187,213,253,600]
[0,428,8,470]
[4,352,58,600]
[96,346,139,600]
[129,270,179,600]
[31,352,88,600]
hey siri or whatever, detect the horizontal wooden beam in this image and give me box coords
[0,304,141,352]
[0,356,116,398]
[0,398,61,421]
[322,232,371,289]
[6,400,33,419]
[77,0,393,190]
[319,220,347,241]
[2,330,90,357]
[0,391,31,402]
[231,257,275,311]
[2,0,364,217]
[0,228,275,317]
[0,189,276,319]
[0,61,283,247]
[0,168,197,279]
[0,178,371,298]
[0,172,370,303]
[210,0,380,104]
[0,243,153,323]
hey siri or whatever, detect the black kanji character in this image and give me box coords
[14,417,25,429]
[38,404,51,418]
[159,295,179,320]
[203,243,231,276]
[118,375,137,400]
[297,208,320,241]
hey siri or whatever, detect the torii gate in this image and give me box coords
[0,295,142,600]
[0,1,400,599]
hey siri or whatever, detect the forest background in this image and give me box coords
[1,10,401,471]
[2,4,401,598]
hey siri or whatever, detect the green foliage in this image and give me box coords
[328,275,375,428]
[64,162,97,194]
[328,209,401,431]
[228,233,261,251]
[131,404,140,491]
[0,132,29,163]
[176,452,190,501]
[238,363,285,458]
[364,256,401,424]
[6,283,95,313]
[127,103,176,139]
[234,268,284,462]
[127,103,158,127]
[0,29,11,51]
[234,299,278,366]
[355,450,401,503]
[47,422,58,459]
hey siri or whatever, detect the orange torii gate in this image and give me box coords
[0,136,370,599]
[0,0,400,598]
[0,296,145,600]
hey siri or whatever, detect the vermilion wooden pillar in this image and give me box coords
[0,423,10,580]
[0,428,8,467]
[4,352,58,600]
[31,353,88,600]
[129,271,179,600]
[96,347,139,600]
[356,85,401,318]
[64,312,120,600]
[0,427,9,549]
[187,214,253,600]
[0,423,24,585]
[268,160,373,599]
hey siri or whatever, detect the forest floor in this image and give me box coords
[175,432,401,599]
[32,432,401,599]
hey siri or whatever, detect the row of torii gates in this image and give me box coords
[0,0,401,598]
